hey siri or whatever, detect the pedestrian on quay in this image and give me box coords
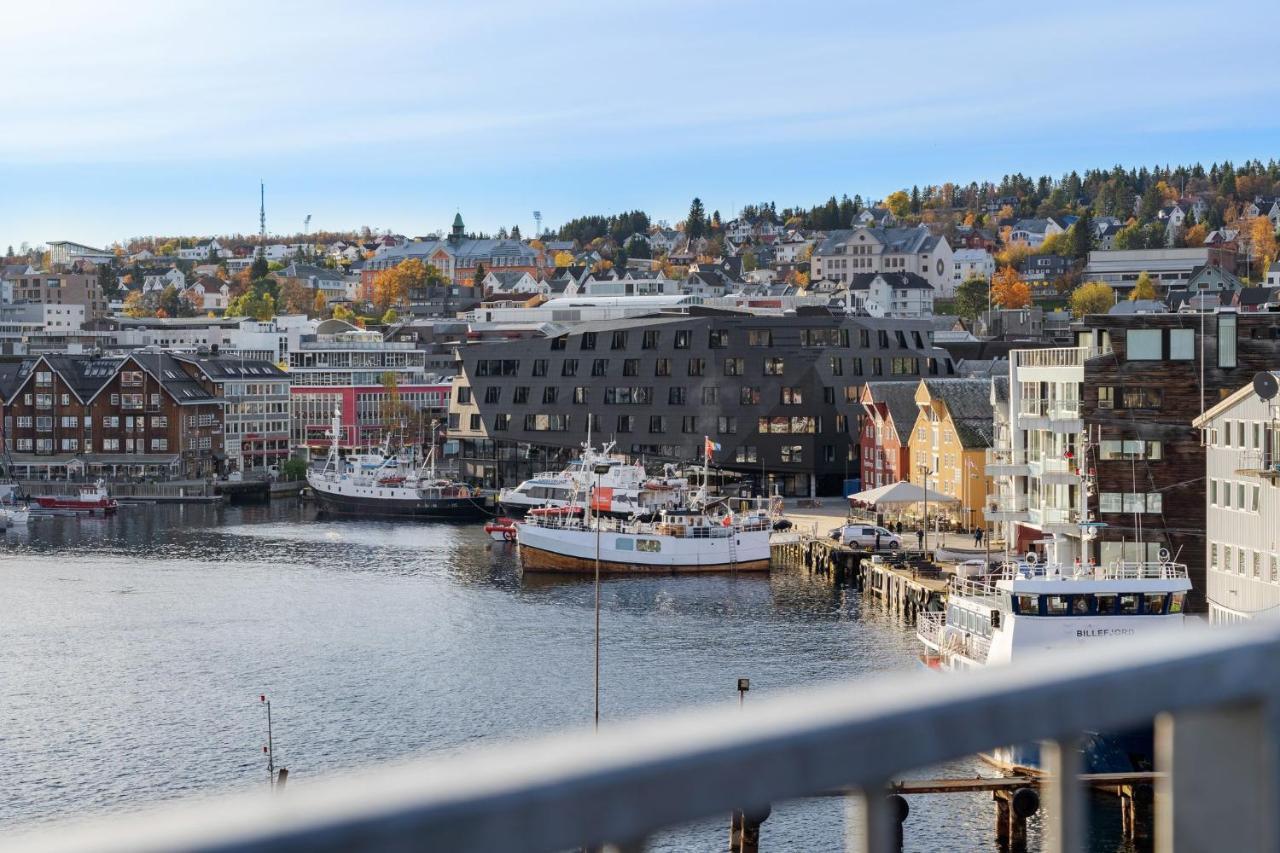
[874,530,881,552]
[974,527,983,547]
[916,528,924,550]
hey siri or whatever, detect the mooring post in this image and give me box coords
[274,768,288,790]
[994,790,1010,847]
[729,810,743,851]
[994,787,1037,852]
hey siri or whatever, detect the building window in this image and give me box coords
[674,330,690,349]
[718,416,737,435]
[150,438,168,451]
[484,387,501,404]
[573,387,589,404]
[748,330,772,347]
[642,330,660,350]
[648,415,667,433]
[457,386,472,404]
[740,387,761,405]
[580,332,597,350]
[781,445,803,463]
[702,387,718,405]
[623,359,640,377]
[1121,388,1162,409]
[151,416,168,428]
[735,446,758,463]
[121,370,144,386]
[532,359,548,377]
[655,358,671,377]
[616,415,633,433]
[513,387,529,404]
[1098,386,1114,409]
[1170,329,1195,360]
[561,359,578,377]
[781,387,802,405]
[891,357,918,374]
[542,387,558,404]
[669,387,686,405]
[724,357,744,376]
[494,414,509,431]
[872,358,883,376]
[681,416,698,433]
[688,358,706,377]
[830,357,843,376]
[1218,313,1237,368]
[1126,329,1162,360]
[610,331,628,350]
[764,357,784,376]
[708,329,729,349]
[592,359,609,377]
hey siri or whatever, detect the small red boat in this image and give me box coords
[484,517,519,542]
[34,480,119,514]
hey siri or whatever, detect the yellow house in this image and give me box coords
[908,379,994,530]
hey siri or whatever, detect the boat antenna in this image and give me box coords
[260,694,278,788]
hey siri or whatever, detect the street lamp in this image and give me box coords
[917,462,931,553]
[592,461,611,731]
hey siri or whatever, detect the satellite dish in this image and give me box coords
[1254,372,1279,401]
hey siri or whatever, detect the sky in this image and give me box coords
[5,0,1280,249]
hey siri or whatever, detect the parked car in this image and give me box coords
[829,524,901,550]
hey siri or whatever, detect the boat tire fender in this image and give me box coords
[503,529,516,542]
[1012,787,1040,818]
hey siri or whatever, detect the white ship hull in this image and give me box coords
[518,522,770,573]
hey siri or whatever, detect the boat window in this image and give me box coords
[1144,594,1167,615]
[1045,595,1070,616]
[1169,593,1185,614]
[1015,594,1038,615]
[615,538,634,551]
[636,539,661,553]
[1095,594,1117,615]
[1071,595,1093,615]
[1117,594,1140,615]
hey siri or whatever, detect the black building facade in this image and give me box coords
[449,308,954,495]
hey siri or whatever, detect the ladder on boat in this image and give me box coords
[728,531,738,569]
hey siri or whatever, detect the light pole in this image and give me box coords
[917,462,930,553]
[592,461,610,730]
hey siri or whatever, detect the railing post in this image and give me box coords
[1043,738,1085,853]
[854,785,901,853]
[1155,701,1280,852]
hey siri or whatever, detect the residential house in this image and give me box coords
[363,214,545,288]
[12,268,109,319]
[175,355,290,472]
[1007,218,1067,250]
[951,248,995,284]
[843,272,934,319]
[482,270,541,296]
[858,381,920,490]
[1191,374,1280,624]
[1019,254,1073,289]
[274,262,347,302]
[182,276,230,312]
[908,379,994,530]
[1083,247,1237,292]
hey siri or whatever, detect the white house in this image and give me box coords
[1007,218,1067,249]
[142,268,186,293]
[183,276,230,312]
[1192,374,1280,624]
[482,270,541,295]
[843,272,934,318]
[951,248,995,284]
[773,232,814,264]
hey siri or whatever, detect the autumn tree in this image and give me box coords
[371,258,434,311]
[278,278,312,315]
[122,290,151,318]
[1129,271,1157,301]
[381,308,399,325]
[313,289,328,316]
[1069,281,1115,317]
[1250,216,1278,276]
[991,267,1031,308]
[1183,223,1208,247]
[332,303,356,323]
[953,277,990,321]
[884,190,911,218]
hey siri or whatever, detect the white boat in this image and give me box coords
[918,548,1190,772]
[498,443,687,518]
[517,438,776,574]
[0,503,29,525]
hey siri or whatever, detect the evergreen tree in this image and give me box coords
[686,198,706,240]
[250,252,269,280]
[1069,209,1093,260]
[473,263,486,286]
[910,185,921,214]
[510,225,521,240]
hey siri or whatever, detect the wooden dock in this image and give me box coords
[770,535,949,619]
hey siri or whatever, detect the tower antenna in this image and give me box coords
[533,210,543,237]
[259,181,267,257]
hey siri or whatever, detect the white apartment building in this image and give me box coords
[951,248,995,284]
[812,225,956,296]
[1192,377,1280,624]
[176,355,291,471]
[985,346,1090,565]
[843,272,934,319]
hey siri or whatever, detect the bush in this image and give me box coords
[280,458,308,481]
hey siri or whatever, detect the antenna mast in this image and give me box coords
[259,181,267,257]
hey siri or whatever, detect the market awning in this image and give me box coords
[847,480,960,507]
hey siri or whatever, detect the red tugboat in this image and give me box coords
[34,479,119,514]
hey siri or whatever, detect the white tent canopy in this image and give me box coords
[847,480,959,507]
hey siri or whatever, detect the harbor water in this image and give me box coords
[0,500,1141,851]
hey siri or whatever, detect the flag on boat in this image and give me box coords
[704,437,721,456]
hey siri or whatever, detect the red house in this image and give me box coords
[858,381,919,490]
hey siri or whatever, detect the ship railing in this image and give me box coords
[1095,560,1190,581]
[13,622,1280,851]
[916,610,946,645]
[949,576,1011,612]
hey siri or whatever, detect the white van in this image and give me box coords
[830,524,901,550]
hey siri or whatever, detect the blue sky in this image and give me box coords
[6,0,1280,249]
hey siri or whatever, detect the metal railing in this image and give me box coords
[950,576,1012,612]
[984,494,1028,513]
[15,622,1280,852]
[1018,398,1082,419]
[984,448,1028,467]
[1013,346,1090,368]
[1237,450,1280,475]
[1096,560,1190,580]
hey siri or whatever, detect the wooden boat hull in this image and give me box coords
[519,543,769,574]
[312,488,488,521]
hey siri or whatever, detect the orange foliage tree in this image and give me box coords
[370,258,436,311]
[991,267,1032,308]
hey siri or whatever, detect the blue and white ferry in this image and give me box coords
[917,550,1190,773]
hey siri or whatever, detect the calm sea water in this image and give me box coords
[0,500,1142,851]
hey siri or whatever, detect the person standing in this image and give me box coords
[916,528,924,550]
[974,527,983,547]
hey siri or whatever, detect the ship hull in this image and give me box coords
[311,488,488,521]
[518,523,771,574]
[33,497,117,513]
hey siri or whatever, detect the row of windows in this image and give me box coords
[12,415,169,431]
[1010,592,1184,616]
[12,437,168,452]
[1209,479,1261,512]
[1098,492,1163,514]
[550,327,931,352]
[1209,419,1277,451]
[1210,543,1278,581]
[1097,386,1162,410]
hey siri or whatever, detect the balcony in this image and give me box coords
[10,622,1280,852]
[1037,506,1082,534]
[1235,450,1280,481]
[985,493,1030,522]
[1017,398,1083,433]
[1031,457,1082,485]
[984,448,1030,476]
[1013,346,1090,368]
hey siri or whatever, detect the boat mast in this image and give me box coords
[326,407,341,473]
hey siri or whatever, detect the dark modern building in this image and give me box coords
[1078,309,1280,610]
[448,307,955,495]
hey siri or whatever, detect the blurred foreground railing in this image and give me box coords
[8,621,1280,853]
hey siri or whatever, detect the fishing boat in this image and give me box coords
[918,546,1190,772]
[518,437,775,574]
[33,480,118,514]
[497,442,687,518]
[0,503,30,525]
[308,408,488,521]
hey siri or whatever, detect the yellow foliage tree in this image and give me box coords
[313,289,328,316]
[122,290,151,318]
[991,267,1031,308]
[995,244,1031,270]
[1183,223,1208,248]
[884,190,911,218]
[553,250,576,267]
[1250,216,1278,268]
[1069,281,1115,318]
[962,212,977,228]
[1129,271,1157,301]
[371,258,432,311]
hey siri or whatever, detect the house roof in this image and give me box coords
[175,354,288,380]
[280,262,343,282]
[861,380,922,443]
[848,272,934,291]
[922,378,994,448]
[116,351,222,406]
[1236,287,1277,307]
